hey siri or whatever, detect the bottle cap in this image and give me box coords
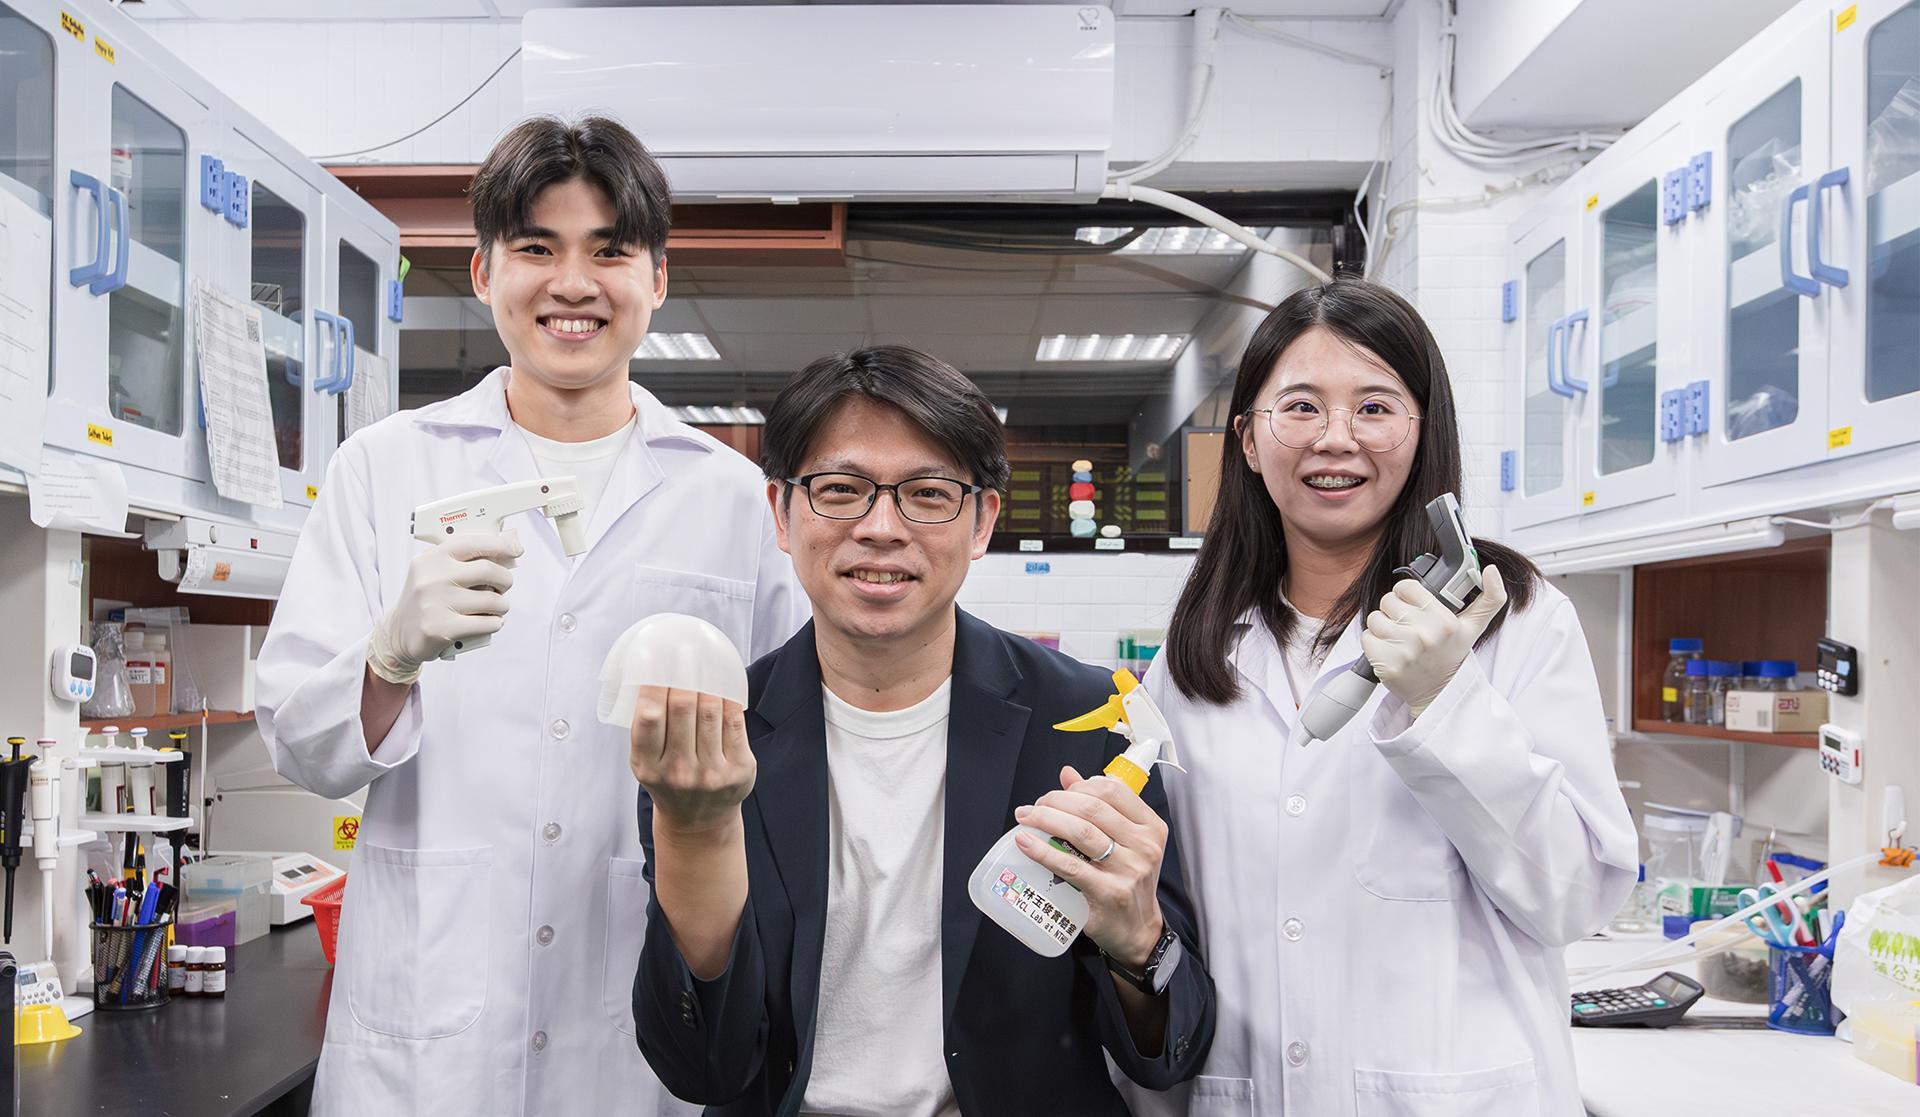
[1759,660,1798,679]
[207,947,226,963]
[1668,638,1704,653]
[1685,659,1712,677]
[188,947,210,963]
[125,631,145,651]
[168,945,187,962]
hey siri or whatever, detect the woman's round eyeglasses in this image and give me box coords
[1244,391,1420,453]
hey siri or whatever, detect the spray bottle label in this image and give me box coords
[989,869,1082,949]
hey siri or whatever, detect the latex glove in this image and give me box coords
[1361,563,1508,719]
[367,531,521,684]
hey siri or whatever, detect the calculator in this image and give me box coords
[1570,971,1703,1028]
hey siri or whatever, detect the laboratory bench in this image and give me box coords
[20,922,329,1116]
[1568,930,1917,1115]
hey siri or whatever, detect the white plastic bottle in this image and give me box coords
[968,671,1178,957]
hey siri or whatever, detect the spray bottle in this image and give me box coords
[968,670,1180,956]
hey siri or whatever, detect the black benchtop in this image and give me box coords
[20,922,331,1116]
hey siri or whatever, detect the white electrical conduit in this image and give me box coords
[1100,183,1333,284]
[1109,8,1225,188]
[1568,846,1899,985]
[1425,0,1624,168]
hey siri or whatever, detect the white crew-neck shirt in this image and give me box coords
[799,680,959,1117]
[516,414,636,530]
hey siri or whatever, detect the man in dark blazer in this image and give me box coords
[627,346,1215,1116]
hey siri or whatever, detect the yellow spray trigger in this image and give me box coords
[1052,670,1144,733]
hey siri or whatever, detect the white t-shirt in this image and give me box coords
[516,415,636,531]
[1278,597,1330,710]
[799,680,959,1117]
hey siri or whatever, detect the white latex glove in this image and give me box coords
[1361,564,1509,719]
[367,531,522,684]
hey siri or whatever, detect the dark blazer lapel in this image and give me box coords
[746,624,831,1055]
[939,609,1031,1029]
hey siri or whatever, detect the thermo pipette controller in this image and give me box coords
[410,477,588,658]
[1299,492,1482,745]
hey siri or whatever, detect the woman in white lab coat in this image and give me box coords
[1135,279,1637,1116]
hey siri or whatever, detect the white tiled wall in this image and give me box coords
[955,552,1198,670]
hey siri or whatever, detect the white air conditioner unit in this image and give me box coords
[521,5,1116,202]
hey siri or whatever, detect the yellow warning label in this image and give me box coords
[1837,5,1858,32]
[1828,426,1853,450]
[1582,491,1596,507]
[333,815,361,851]
[1662,687,1678,704]
[58,11,84,42]
[86,423,113,447]
[93,36,113,63]
[211,562,232,582]
[1585,194,1600,212]
[306,485,318,500]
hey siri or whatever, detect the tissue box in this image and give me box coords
[1724,689,1827,733]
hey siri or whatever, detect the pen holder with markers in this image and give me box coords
[92,916,174,1011]
[1765,919,1841,1035]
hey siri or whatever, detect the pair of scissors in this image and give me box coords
[1738,883,1809,947]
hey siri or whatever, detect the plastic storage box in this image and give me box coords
[184,854,272,945]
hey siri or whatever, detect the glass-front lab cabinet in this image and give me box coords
[0,0,56,447]
[1503,212,1583,530]
[2,0,400,531]
[1829,0,1920,457]
[1573,125,1693,515]
[1691,4,1834,488]
[323,198,401,455]
[42,10,217,487]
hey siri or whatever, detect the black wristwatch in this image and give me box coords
[1103,927,1183,997]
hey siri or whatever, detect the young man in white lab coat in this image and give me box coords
[256,116,806,1116]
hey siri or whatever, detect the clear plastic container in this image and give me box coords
[1609,866,1659,933]
[1663,639,1704,721]
[184,854,272,945]
[1709,661,1737,725]
[1684,659,1717,725]
[1690,919,1770,1003]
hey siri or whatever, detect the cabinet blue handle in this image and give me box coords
[335,316,356,395]
[1781,183,1819,297]
[310,310,344,391]
[1560,309,1590,393]
[98,188,131,295]
[68,170,110,289]
[1810,166,1850,288]
[1545,315,1575,399]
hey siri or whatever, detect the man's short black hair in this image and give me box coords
[468,115,672,264]
[761,346,1011,495]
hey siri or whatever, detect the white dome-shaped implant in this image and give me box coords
[597,613,750,726]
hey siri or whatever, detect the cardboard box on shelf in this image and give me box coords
[1724,689,1828,733]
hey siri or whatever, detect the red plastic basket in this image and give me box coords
[302,874,347,965]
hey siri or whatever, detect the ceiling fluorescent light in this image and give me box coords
[635,333,721,360]
[1035,333,1190,362]
[673,405,764,425]
[1533,517,1784,575]
[1078,226,1273,255]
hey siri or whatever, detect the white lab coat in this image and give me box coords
[257,369,807,1117]
[1127,582,1636,1117]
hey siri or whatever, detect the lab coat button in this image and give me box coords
[543,822,562,842]
[558,612,577,633]
[1286,1040,1309,1067]
[536,924,554,946]
[550,718,570,740]
[1283,917,1304,941]
[1285,795,1307,817]
[531,1031,548,1053]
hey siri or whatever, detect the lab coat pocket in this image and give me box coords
[632,566,756,655]
[1348,750,1469,902]
[345,842,493,1040]
[604,857,650,1037]
[1353,1058,1537,1117]
[1187,1075,1255,1117]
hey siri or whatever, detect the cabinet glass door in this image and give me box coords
[1696,6,1832,487]
[1829,0,1920,456]
[106,85,188,438]
[0,0,55,476]
[1597,181,1660,478]
[336,238,379,445]
[1505,212,1582,529]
